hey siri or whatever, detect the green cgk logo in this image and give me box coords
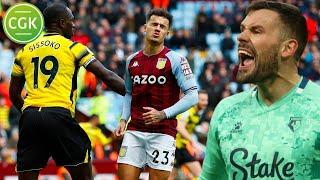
[3,3,44,44]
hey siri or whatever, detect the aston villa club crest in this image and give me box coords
[156,58,167,69]
[119,146,127,157]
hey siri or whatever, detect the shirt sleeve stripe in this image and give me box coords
[77,49,90,62]
[11,72,24,77]
[183,86,198,93]
[83,57,96,68]
[69,42,78,49]
[14,59,22,67]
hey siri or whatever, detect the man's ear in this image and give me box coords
[58,18,66,28]
[143,24,146,33]
[281,39,298,59]
[167,29,171,36]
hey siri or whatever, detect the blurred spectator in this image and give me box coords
[195,6,210,48]
[80,114,112,160]
[0,74,10,107]
[135,25,146,50]
[297,0,309,13]
[230,13,243,33]
[0,40,14,78]
[168,29,185,49]
[211,13,228,33]
[104,2,121,26]
[57,167,72,180]
[107,53,125,77]
[169,90,208,180]
[1,127,18,164]
[125,12,136,32]
[198,62,215,91]
[71,28,90,45]
[233,0,247,15]
[305,5,318,42]
[0,96,9,130]
[221,5,234,25]
[76,7,91,30]
[220,28,235,64]
[87,22,101,49]
[133,6,146,32]
[0,124,7,155]
[151,0,170,9]
[80,71,105,97]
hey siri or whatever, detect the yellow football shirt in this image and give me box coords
[80,122,112,148]
[176,106,200,148]
[11,33,95,115]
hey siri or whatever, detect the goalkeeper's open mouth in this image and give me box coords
[238,48,255,71]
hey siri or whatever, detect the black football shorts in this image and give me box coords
[174,147,196,168]
[16,106,91,172]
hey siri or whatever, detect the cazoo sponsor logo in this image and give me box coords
[131,75,166,85]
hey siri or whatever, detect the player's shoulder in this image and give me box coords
[219,89,253,108]
[40,33,73,44]
[15,44,28,58]
[69,41,90,49]
[40,34,85,49]
[297,80,320,122]
[127,51,140,61]
[125,51,140,67]
[165,49,185,62]
[301,80,320,104]
[214,88,254,117]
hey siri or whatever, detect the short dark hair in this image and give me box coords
[198,90,208,95]
[89,114,99,120]
[43,3,69,28]
[146,8,173,27]
[246,1,307,61]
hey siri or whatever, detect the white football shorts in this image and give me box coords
[117,130,176,172]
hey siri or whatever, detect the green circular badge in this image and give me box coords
[3,3,44,44]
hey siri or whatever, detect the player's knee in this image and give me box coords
[149,169,171,180]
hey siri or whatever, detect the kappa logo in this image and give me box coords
[156,58,167,69]
[170,161,175,167]
[131,61,139,68]
[288,117,302,132]
[231,121,242,133]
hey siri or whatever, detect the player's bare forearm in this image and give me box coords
[177,120,193,142]
[86,59,125,96]
[9,75,25,112]
[101,69,125,96]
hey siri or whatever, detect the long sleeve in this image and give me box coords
[163,53,198,118]
[200,102,228,180]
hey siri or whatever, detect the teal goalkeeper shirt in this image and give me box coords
[200,77,320,180]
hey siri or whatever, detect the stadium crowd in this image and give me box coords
[0,0,319,173]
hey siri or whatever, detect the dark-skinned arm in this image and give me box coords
[85,59,125,96]
[9,75,25,112]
